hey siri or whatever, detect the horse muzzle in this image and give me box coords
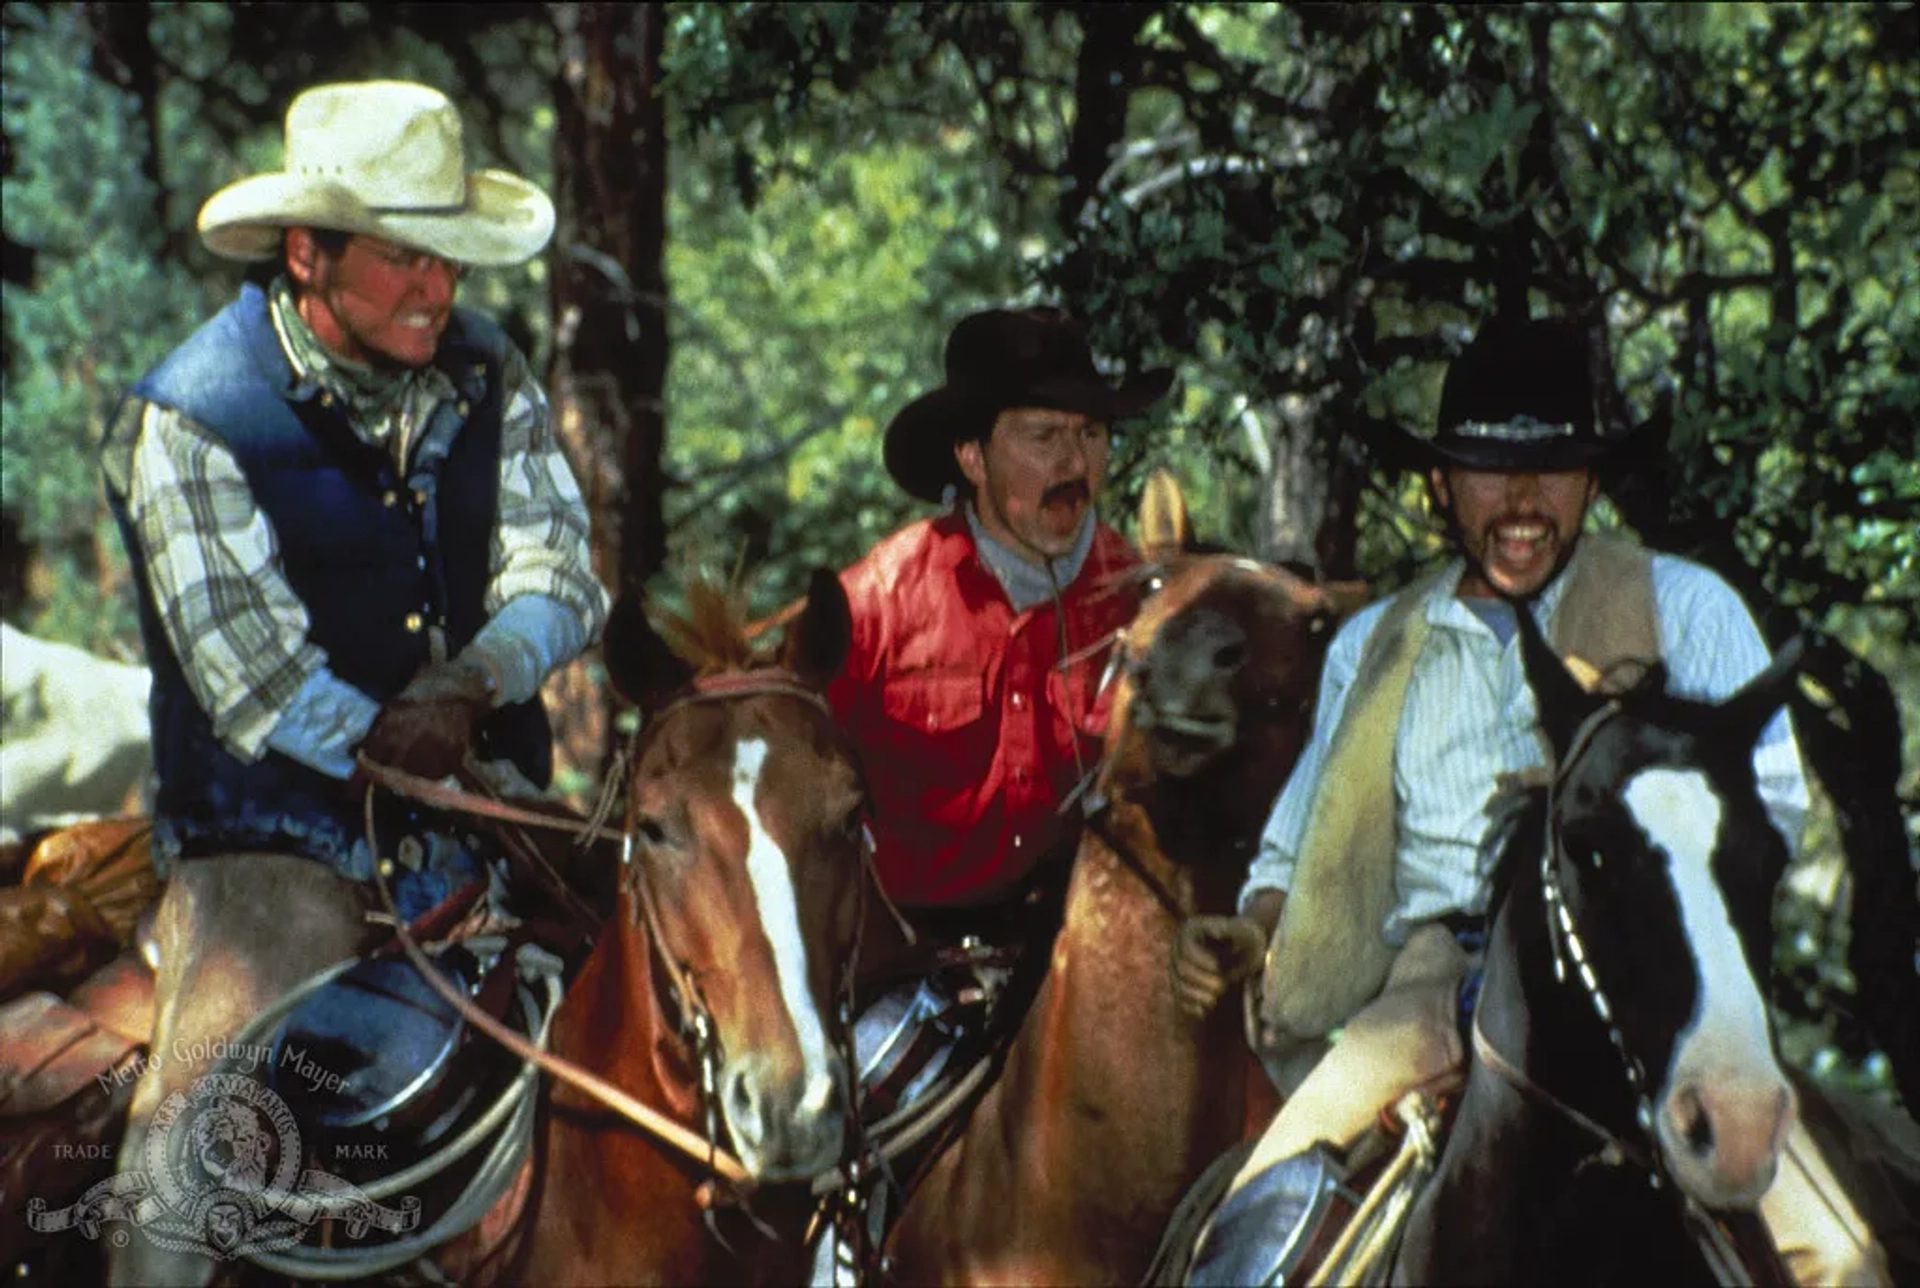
[719,1050,850,1182]
[1656,1066,1796,1209]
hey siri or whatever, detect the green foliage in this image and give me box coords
[4,0,1913,1104]
[2,3,210,648]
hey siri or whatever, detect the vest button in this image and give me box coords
[383,491,398,507]
[456,400,470,417]
[414,489,428,507]
[404,612,424,633]
[319,392,335,409]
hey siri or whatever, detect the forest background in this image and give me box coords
[3,2,1916,1109]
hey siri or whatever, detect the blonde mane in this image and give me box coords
[654,576,759,676]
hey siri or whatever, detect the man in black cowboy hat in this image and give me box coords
[1171,316,1884,1285]
[825,306,1170,939]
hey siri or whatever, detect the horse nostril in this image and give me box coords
[723,1065,763,1148]
[1674,1085,1714,1157]
[1215,638,1248,671]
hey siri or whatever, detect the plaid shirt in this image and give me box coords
[105,280,606,776]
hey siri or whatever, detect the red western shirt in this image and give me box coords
[828,511,1142,908]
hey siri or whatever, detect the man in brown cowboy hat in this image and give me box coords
[99,80,606,1285]
[825,306,1171,949]
[1171,316,1886,1285]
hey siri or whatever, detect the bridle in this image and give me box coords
[1064,562,1327,924]
[617,667,877,1212]
[1059,624,1192,922]
[357,666,878,1201]
[1470,701,1661,1163]
[1468,700,1763,1282]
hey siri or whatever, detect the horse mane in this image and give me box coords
[1478,778,1548,919]
[653,577,758,676]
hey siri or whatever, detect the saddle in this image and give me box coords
[1172,1084,1458,1288]
[811,924,1050,1287]
[0,820,159,1265]
[0,818,159,1003]
[1170,1081,1796,1287]
[0,950,154,1264]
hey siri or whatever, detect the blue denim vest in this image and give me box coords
[107,283,552,876]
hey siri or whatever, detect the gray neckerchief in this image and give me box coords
[269,276,453,468]
[964,501,1097,612]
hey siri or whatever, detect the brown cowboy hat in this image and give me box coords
[1391,317,1651,473]
[883,308,1175,503]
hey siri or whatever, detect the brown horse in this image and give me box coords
[443,568,872,1284]
[882,481,1360,1285]
[13,573,869,1286]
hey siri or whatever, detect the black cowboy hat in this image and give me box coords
[883,308,1175,503]
[1393,317,1644,473]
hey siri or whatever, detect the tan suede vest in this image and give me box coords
[1255,533,1658,1051]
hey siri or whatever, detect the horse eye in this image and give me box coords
[636,815,670,848]
[1145,574,1166,596]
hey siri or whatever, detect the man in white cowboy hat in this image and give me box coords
[1170,316,1888,1285]
[825,306,1172,970]
[98,80,606,1285]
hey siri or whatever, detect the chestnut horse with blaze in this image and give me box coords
[884,477,1362,1284]
[446,569,871,1284]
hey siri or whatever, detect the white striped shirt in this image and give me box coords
[1241,549,1810,946]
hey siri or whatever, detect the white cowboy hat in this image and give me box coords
[197,81,554,268]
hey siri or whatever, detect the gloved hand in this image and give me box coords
[358,657,496,784]
[1170,914,1268,1019]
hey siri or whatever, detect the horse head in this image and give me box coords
[1514,594,1802,1208]
[1100,471,1366,878]
[602,569,864,1182]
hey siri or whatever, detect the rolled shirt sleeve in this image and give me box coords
[480,355,610,660]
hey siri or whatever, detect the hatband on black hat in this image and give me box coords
[1399,317,1633,472]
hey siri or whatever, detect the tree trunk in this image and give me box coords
[78,0,172,259]
[1060,5,1153,234]
[545,1,669,793]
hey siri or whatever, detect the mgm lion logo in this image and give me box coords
[28,1071,419,1260]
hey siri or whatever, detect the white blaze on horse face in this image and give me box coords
[730,737,836,1109]
[1624,767,1780,1088]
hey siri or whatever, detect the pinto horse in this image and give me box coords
[1390,597,1818,1283]
[436,569,870,1284]
[883,481,1359,1285]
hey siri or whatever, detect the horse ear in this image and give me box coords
[603,591,694,716]
[1138,468,1194,559]
[1718,634,1805,750]
[1511,592,1606,762]
[784,568,852,690]
[1320,580,1372,622]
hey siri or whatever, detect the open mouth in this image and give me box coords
[1146,710,1235,774]
[1489,519,1553,566]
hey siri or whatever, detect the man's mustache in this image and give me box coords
[1042,480,1091,507]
